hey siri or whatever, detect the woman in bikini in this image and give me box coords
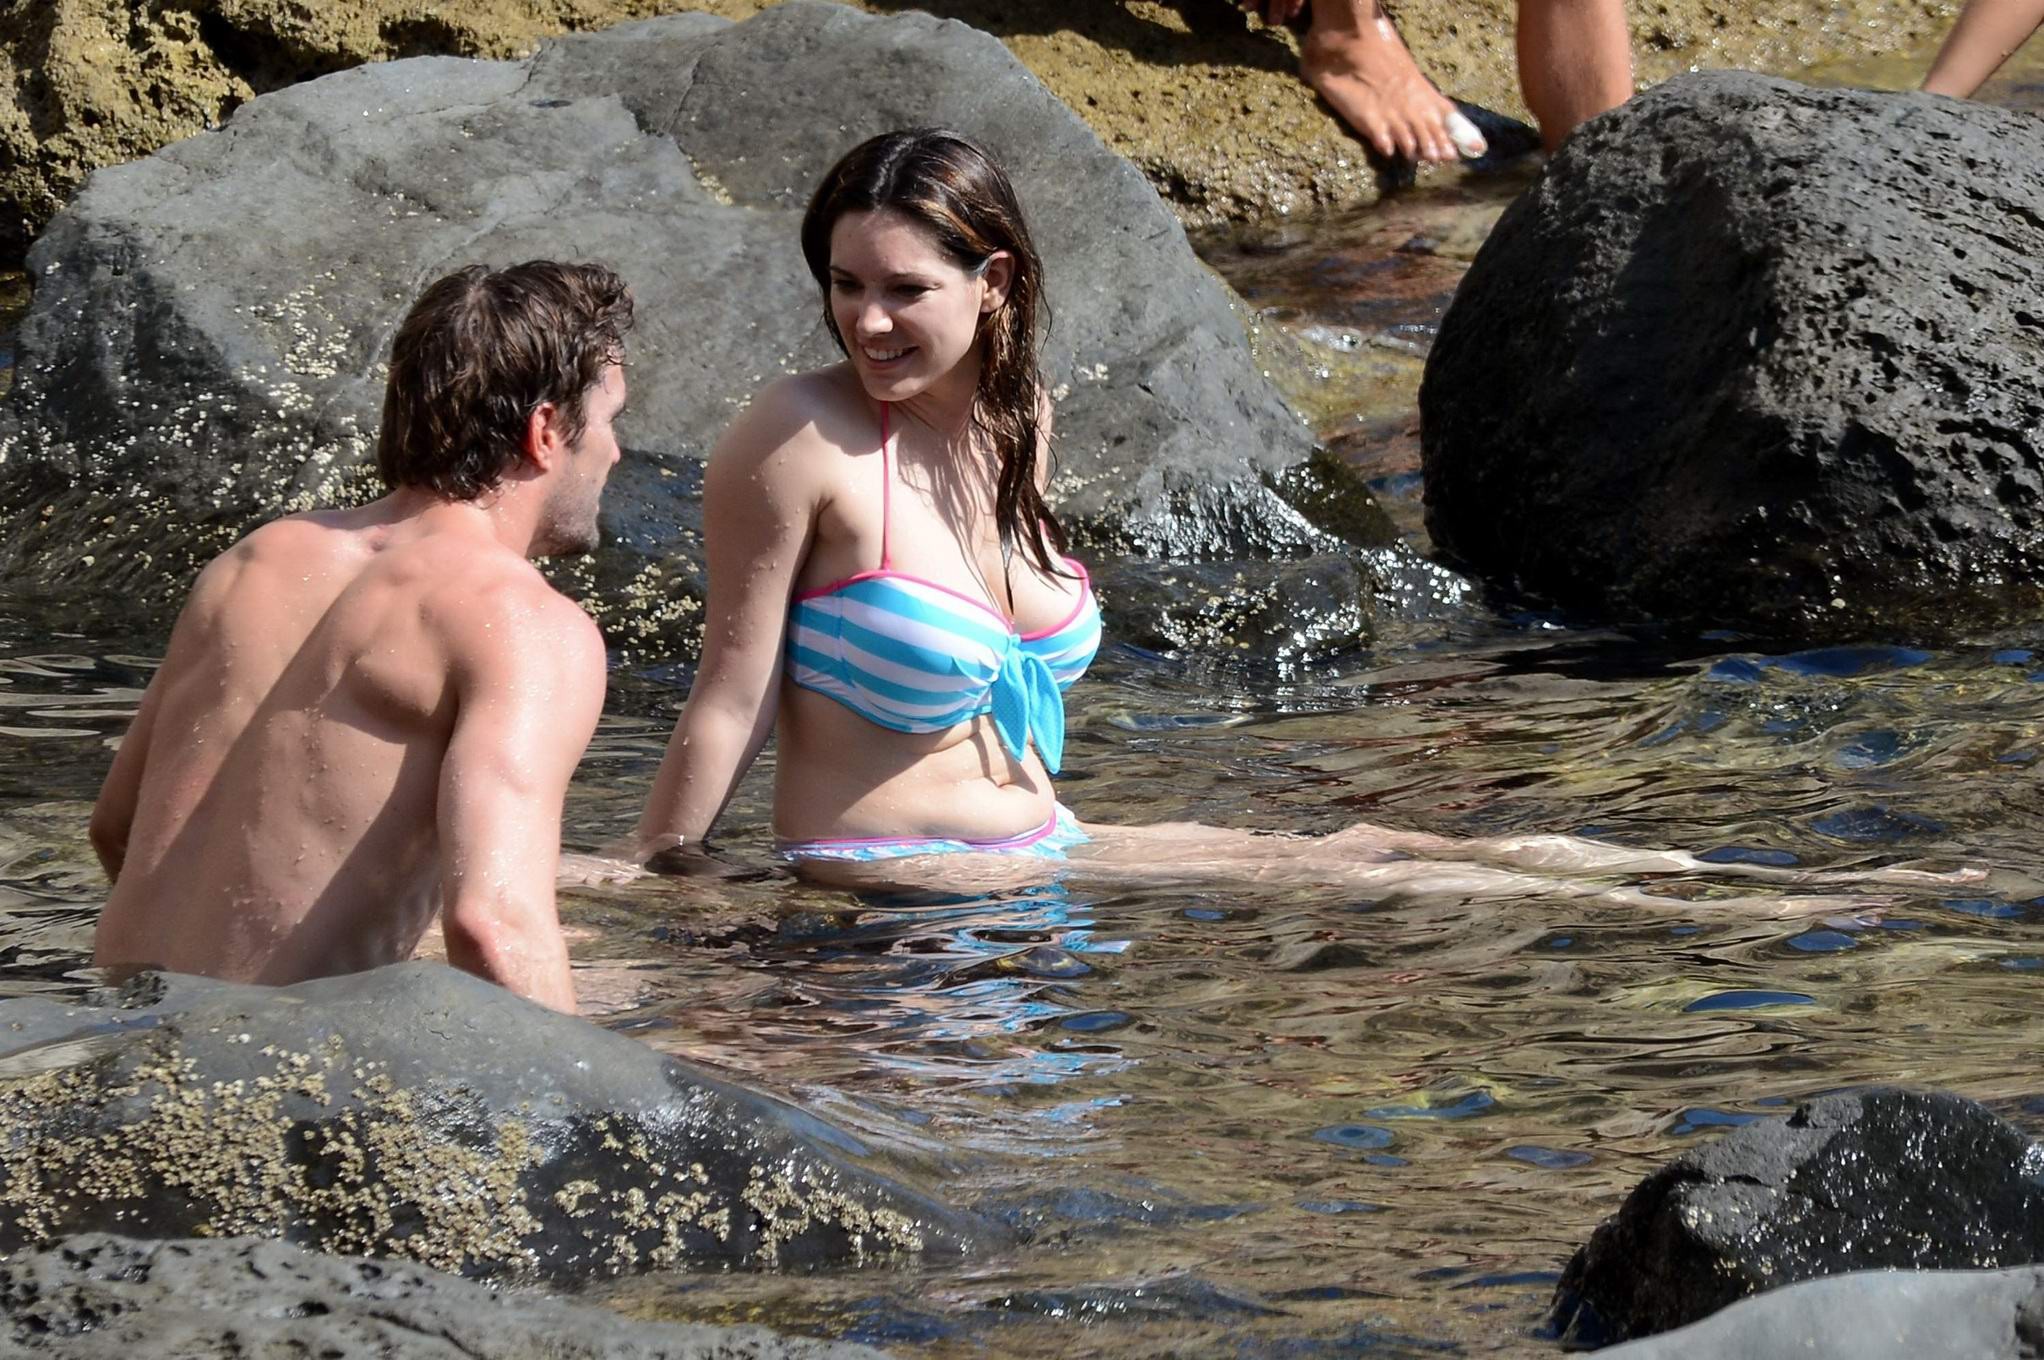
[636,128,1106,890]
[631,128,1972,907]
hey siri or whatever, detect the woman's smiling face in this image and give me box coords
[827,208,1008,403]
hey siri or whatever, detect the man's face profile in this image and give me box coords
[538,362,626,558]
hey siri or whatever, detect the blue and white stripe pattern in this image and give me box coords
[787,566,1101,773]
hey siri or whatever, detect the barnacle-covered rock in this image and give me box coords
[0,963,997,1278]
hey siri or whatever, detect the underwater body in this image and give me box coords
[1,25,2042,1360]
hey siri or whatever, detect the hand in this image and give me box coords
[557,851,651,887]
[644,842,733,877]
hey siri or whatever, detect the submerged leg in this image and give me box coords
[1065,820,1894,914]
[1316,824,1984,888]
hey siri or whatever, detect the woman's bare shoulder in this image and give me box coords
[712,364,873,468]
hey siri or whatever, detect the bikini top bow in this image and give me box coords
[989,639,1066,774]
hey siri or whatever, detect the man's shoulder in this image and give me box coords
[179,513,346,619]
[434,563,604,675]
[235,507,361,555]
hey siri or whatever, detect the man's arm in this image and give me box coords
[437,590,607,1013]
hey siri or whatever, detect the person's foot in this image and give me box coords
[1299,12,1481,164]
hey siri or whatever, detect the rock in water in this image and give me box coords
[1594,1267,2044,1360]
[0,964,997,1279]
[1548,1088,2044,1345]
[1421,72,2044,644]
[0,1233,890,1359]
[0,1,1396,659]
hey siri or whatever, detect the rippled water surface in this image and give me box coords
[5,36,2044,1360]
[6,599,2044,1356]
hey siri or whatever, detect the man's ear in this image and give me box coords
[524,400,563,473]
[979,251,1015,314]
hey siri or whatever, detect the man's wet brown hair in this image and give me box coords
[377,260,634,499]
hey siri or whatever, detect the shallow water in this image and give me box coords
[6,34,2044,1360]
[6,598,2044,1356]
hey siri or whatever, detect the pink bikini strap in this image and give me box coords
[878,401,894,571]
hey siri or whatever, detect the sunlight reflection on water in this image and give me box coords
[4,38,2043,1355]
[5,601,2040,1356]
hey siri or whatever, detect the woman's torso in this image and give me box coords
[771,369,1098,843]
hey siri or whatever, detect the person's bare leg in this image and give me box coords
[1297,0,1469,163]
[1922,0,2044,98]
[1069,821,1891,914]
[1319,823,1985,888]
[1516,0,1633,152]
[744,821,1961,916]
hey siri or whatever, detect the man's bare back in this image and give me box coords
[91,261,633,1012]
[92,502,602,994]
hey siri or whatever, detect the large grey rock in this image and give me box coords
[1421,72,2044,644]
[1598,1267,2044,1360]
[0,963,997,1279]
[0,1232,889,1359]
[1548,1088,2044,1345]
[0,1,1401,659]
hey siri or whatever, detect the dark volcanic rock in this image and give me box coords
[0,1,1399,659]
[1421,72,2044,644]
[1549,1088,2044,1345]
[0,964,996,1280]
[0,1232,888,1359]
[1596,1266,2044,1360]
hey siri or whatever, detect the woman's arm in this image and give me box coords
[1923,0,2044,97]
[635,384,825,859]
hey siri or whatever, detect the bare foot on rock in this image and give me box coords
[1299,11,1483,164]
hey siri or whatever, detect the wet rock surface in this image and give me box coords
[0,1232,890,1359]
[1422,72,2044,644]
[1548,1087,2044,1345]
[0,1,1407,660]
[0,0,1966,256]
[0,963,996,1278]
[1596,1266,2044,1360]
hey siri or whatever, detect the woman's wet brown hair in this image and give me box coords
[801,129,1068,578]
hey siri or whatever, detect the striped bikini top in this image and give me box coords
[785,404,1101,773]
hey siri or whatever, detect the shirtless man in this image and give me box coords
[90,260,633,1013]
[1240,0,1634,163]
